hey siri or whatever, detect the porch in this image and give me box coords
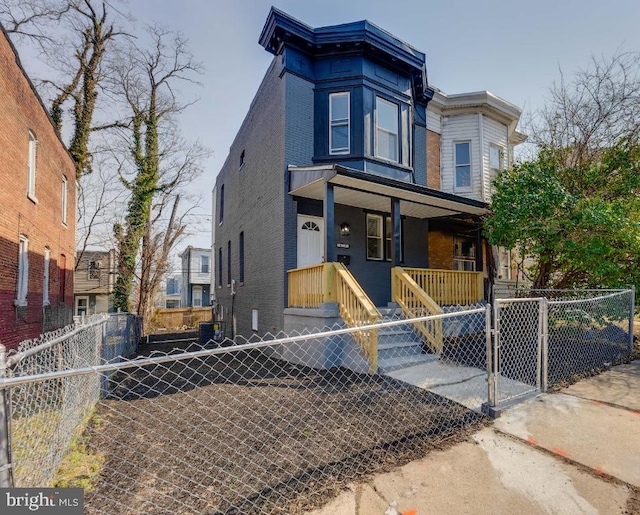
[287,263,485,374]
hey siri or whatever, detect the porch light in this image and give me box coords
[340,222,351,237]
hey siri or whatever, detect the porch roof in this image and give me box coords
[288,165,489,218]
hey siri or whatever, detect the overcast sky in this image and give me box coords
[19,0,640,249]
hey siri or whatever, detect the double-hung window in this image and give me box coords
[367,213,403,261]
[27,131,37,201]
[454,142,472,189]
[17,236,29,306]
[329,92,350,154]
[375,97,399,162]
[201,255,209,274]
[489,145,503,172]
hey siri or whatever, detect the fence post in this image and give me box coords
[541,298,549,392]
[0,343,13,487]
[485,303,495,408]
[629,286,636,353]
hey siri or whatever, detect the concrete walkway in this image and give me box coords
[306,361,640,515]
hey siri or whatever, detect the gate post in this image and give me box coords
[541,298,549,392]
[485,303,495,408]
[0,344,13,487]
[629,286,636,353]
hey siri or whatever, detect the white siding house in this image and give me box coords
[180,246,212,307]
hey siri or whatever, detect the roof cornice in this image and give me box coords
[259,7,434,103]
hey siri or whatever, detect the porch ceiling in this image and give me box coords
[289,165,489,218]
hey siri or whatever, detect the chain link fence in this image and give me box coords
[492,289,634,406]
[1,310,489,514]
[0,291,633,514]
[0,313,140,489]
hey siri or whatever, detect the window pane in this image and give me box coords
[331,125,349,151]
[455,142,470,165]
[367,238,382,260]
[456,165,471,188]
[377,131,398,161]
[490,146,501,169]
[330,93,349,121]
[367,215,381,237]
[377,99,398,132]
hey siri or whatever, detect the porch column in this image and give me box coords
[324,182,335,262]
[475,227,483,272]
[391,197,401,266]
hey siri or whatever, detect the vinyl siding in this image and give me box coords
[440,113,482,200]
[482,116,509,201]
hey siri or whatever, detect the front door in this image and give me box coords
[297,215,324,267]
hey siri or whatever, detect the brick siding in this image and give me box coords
[426,129,441,190]
[0,28,76,348]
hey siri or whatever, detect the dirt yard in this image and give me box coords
[83,344,486,514]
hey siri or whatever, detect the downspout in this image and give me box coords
[478,113,486,202]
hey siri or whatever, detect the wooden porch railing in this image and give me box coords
[391,267,444,353]
[288,263,380,373]
[401,267,484,306]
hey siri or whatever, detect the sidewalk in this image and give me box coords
[306,361,640,515]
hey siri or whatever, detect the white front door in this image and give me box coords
[297,215,324,267]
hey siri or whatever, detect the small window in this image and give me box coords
[166,277,179,295]
[497,247,512,280]
[192,285,203,307]
[16,235,29,306]
[239,231,245,283]
[217,247,223,288]
[239,150,245,168]
[27,131,37,201]
[490,145,503,171]
[329,92,350,155]
[455,142,472,189]
[375,97,399,162]
[43,247,50,305]
[252,308,258,332]
[227,240,231,286]
[453,236,476,271]
[201,255,209,274]
[88,260,100,280]
[366,214,383,260]
[61,176,68,225]
[219,185,224,225]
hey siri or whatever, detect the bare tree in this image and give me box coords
[0,0,70,42]
[111,25,206,320]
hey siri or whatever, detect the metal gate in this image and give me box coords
[488,298,547,408]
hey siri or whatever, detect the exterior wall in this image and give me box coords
[481,116,509,201]
[426,129,441,190]
[440,113,483,201]
[180,247,212,307]
[214,57,287,337]
[74,250,115,296]
[0,28,76,348]
[332,204,428,307]
[428,231,454,270]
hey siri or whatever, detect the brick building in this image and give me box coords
[212,9,524,339]
[0,24,76,349]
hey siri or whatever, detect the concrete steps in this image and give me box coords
[376,307,435,374]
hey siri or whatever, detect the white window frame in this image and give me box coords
[454,141,472,191]
[27,131,37,202]
[366,213,384,261]
[192,285,203,307]
[75,295,89,317]
[61,175,68,226]
[88,260,100,280]
[498,247,512,280]
[43,247,50,306]
[200,255,209,274]
[375,97,399,163]
[453,236,476,271]
[489,145,503,172]
[16,235,29,306]
[329,92,350,155]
